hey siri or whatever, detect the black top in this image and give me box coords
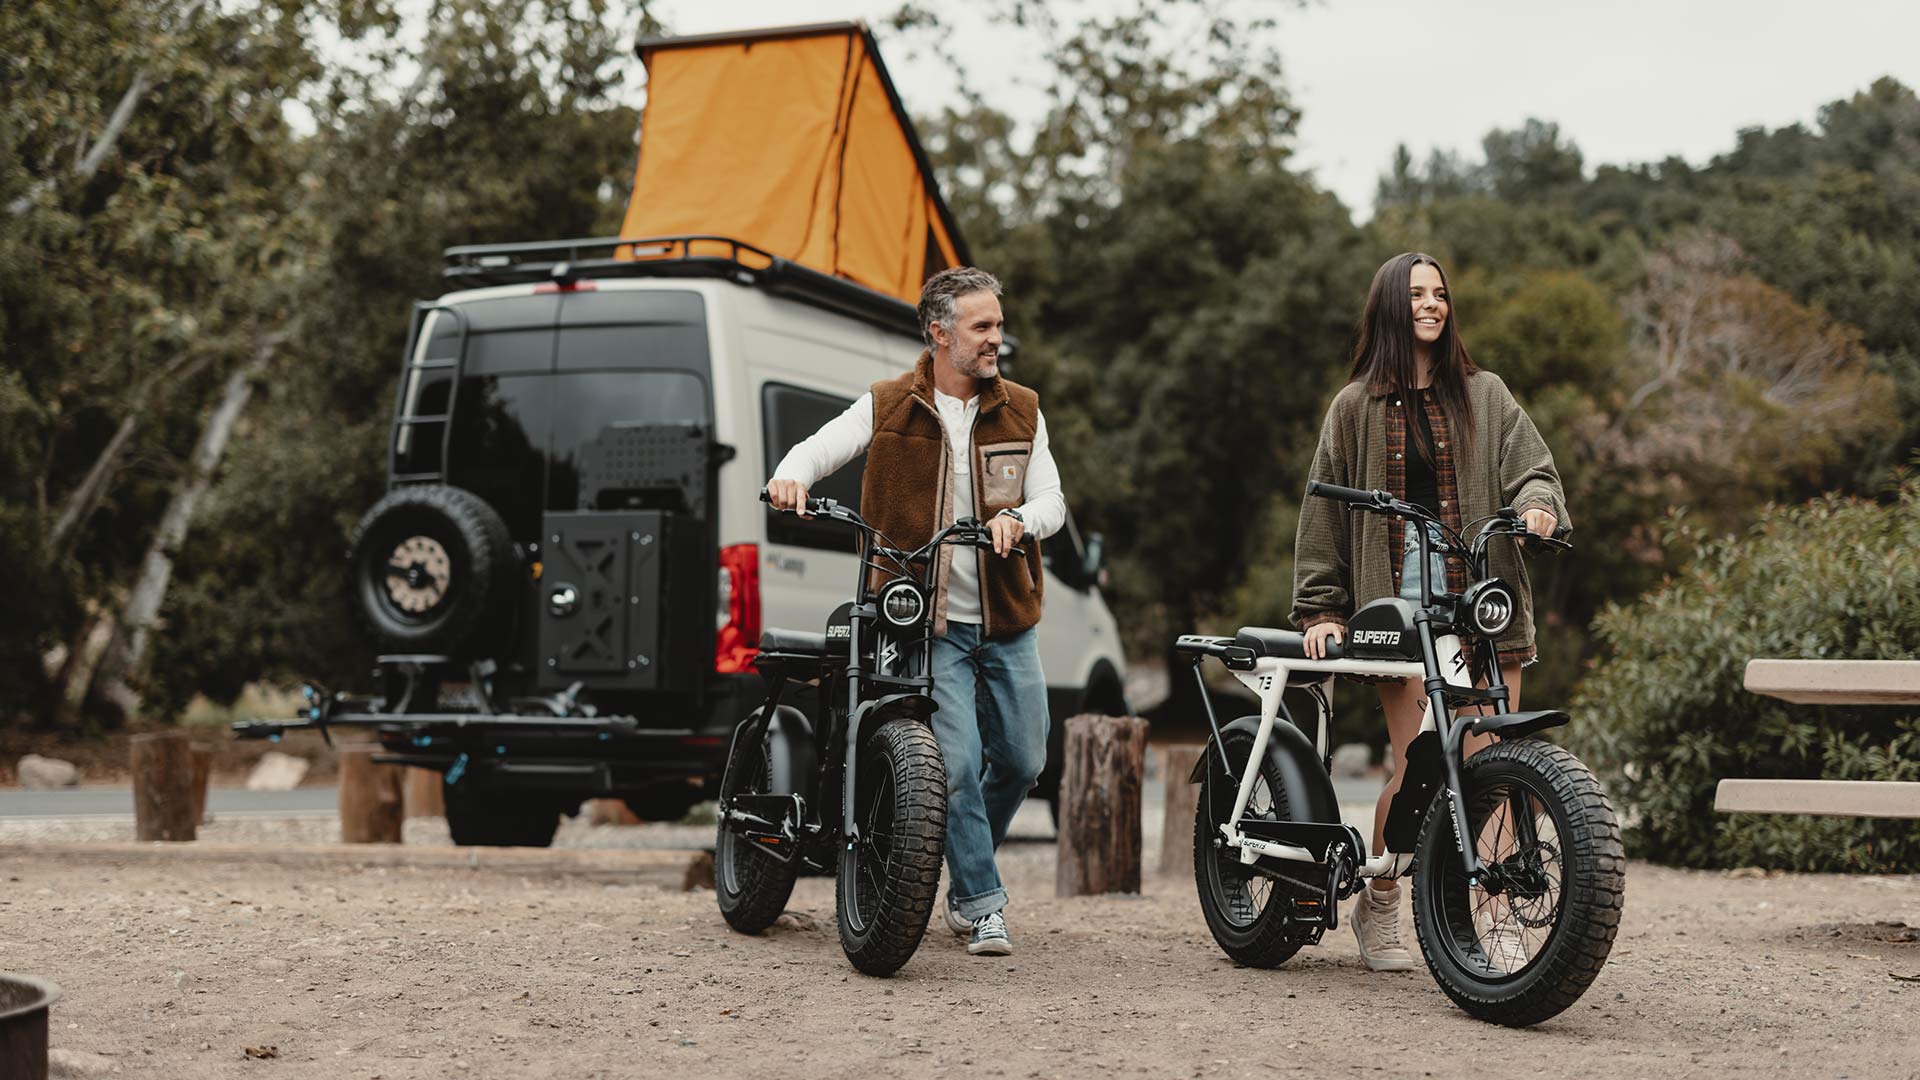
[1404,392,1440,515]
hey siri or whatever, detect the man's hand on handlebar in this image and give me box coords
[988,512,1025,557]
[1304,622,1345,660]
[766,478,812,517]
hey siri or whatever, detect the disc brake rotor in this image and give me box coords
[385,535,451,614]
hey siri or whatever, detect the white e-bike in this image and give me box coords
[1176,481,1623,1027]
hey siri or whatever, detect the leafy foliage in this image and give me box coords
[1568,480,1920,871]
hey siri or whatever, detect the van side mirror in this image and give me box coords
[1083,532,1106,587]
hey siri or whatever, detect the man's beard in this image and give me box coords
[952,347,998,379]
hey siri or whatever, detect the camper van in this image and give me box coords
[236,24,1127,845]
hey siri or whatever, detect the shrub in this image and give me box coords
[1569,477,1920,871]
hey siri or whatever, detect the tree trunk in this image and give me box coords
[89,348,268,714]
[6,0,209,217]
[130,730,197,841]
[45,350,215,558]
[338,746,406,844]
[1055,714,1150,898]
[1156,743,1205,877]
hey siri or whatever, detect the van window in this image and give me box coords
[548,371,709,513]
[447,373,551,542]
[762,383,864,552]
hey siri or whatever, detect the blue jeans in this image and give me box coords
[1400,520,1448,603]
[928,622,1049,921]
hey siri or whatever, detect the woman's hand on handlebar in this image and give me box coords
[1304,621,1345,660]
[766,479,812,517]
[1519,506,1557,546]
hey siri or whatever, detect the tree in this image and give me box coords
[145,0,644,716]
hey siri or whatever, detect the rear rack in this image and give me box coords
[441,234,922,338]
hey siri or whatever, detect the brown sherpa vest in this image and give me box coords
[861,350,1045,638]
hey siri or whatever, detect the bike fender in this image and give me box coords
[841,692,939,835]
[1191,713,1341,826]
[1468,708,1568,740]
[763,705,815,798]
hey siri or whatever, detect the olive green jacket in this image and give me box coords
[1291,371,1569,658]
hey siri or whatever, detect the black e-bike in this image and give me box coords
[1176,481,1624,1026]
[715,491,1019,976]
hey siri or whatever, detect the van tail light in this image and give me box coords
[715,543,761,673]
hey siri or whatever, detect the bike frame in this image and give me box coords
[1188,502,1548,895]
[723,499,1015,861]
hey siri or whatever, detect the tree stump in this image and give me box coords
[130,731,197,842]
[189,744,213,826]
[582,798,641,826]
[1055,714,1150,897]
[1157,743,1206,877]
[337,746,405,844]
[403,768,445,819]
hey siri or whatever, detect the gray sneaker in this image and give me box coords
[966,912,1012,956]
[944,897,971,937]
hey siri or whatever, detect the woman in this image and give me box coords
[1292,252,1568,972]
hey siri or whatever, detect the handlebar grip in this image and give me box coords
[760,486,827,515]
[1306,480,1385,506]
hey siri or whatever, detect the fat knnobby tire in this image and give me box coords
[347,484,517,657]
[1411,738,1625,1027]
[443,786,561,848]
[836,718,946,977]
[1192,725,1321,968]
[715,730,800,934]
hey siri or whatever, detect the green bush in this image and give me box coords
[1569,478,1920,871]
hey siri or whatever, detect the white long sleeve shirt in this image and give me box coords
[771,388,1066,624]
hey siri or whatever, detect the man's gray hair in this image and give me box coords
[917,266,1001,348]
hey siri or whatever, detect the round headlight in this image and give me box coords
[880,581,926,627]
[1467,581,1515,637]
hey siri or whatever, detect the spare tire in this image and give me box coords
[347,484,518,657]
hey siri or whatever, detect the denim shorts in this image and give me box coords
[1398,520,1448,603]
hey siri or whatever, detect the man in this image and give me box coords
[767,266,1065,958]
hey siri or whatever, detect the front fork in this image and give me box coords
[1419,616,1524,894]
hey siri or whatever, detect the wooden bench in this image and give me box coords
[1712,659,1920,820]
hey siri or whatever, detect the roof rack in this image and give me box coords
[441,234,921,338]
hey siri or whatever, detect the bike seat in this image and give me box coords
[1234,626,1346,662]
[759,628,830,656]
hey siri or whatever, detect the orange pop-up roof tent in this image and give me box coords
[619,22,970,306]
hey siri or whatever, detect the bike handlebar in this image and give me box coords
[1304,480,1388,507]
[761,489,1027,557]
[761,486,835,518]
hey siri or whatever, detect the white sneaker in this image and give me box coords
[1474,903,1533,974]
[1350,884,1415,972]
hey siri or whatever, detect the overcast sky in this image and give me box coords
[640,0,1920,219]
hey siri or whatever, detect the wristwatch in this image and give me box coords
[996,508,1024,525]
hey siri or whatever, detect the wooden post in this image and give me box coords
[403,768,445,819]
[189,743,213,825]
[1157,743,1205,877]
[1055,714,1150,898]
[337,745,405,843]
[130,730,196,841]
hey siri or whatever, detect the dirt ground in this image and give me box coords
[5,821,1918,1080]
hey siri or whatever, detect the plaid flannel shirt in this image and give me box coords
[1386,388,1470,596]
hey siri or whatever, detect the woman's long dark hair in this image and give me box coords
[1348,252,1478,459]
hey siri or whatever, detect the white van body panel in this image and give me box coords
[433,274,1126,706]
